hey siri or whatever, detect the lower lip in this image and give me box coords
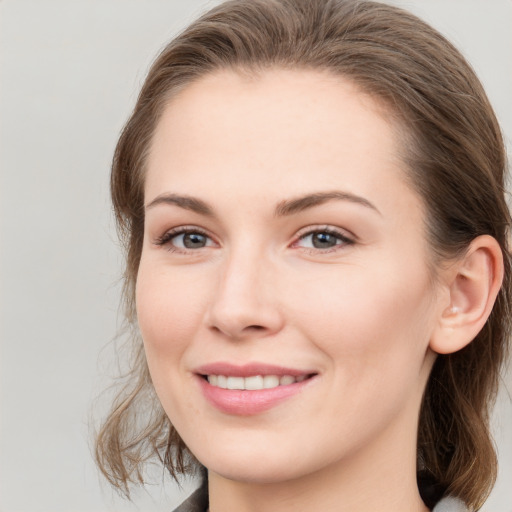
[197,376,314,415]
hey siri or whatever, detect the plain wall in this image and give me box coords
[1,1,510,511]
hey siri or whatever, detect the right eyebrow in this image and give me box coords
[145,193,216,217]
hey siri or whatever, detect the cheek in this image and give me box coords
[291,260,435,376]
[135,261,207,361]
[292,264,436,446]
[135,260,210,421]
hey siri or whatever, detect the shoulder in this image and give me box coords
[432,496,469,512]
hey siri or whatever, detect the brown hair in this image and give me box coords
[95,0,511,509]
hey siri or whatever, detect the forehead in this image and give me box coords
[145,68,415,218]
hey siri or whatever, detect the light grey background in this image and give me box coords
[1,1,510,511]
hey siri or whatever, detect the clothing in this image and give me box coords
[433,496,469,512]
[171,485,469,512]
[173,485,208,512]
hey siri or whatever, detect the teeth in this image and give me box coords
[263,375,280,389]
[245,375,264,390]
[227,376,244,390]
[280,375,295,385]
[217,375,227,388]
[206,374,306,390]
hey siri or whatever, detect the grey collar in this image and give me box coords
[432,496,469,512]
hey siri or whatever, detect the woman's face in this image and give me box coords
[137,69,444,484]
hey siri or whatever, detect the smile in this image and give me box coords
[195,363,317,415]
[206,374,308,390]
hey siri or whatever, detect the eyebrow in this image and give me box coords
[145,190,380,217]
[145,193,216,217]
[274,191,381,217]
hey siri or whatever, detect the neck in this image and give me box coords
[208,419,430,512]
[209,468,428,512]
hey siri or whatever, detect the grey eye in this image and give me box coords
[310,232,339,249]
[176,232,209,249]
[297,231,345,249]
[294,228,354,252]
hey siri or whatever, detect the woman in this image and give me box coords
[95,1,511,511]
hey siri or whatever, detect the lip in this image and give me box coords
[195,362,314,377]
[194,362,317,415]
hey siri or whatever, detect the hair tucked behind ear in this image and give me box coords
[95,0,511,508]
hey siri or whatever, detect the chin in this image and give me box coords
[196,448,302,484]
[206,459,303,485]
[192,437,331,485]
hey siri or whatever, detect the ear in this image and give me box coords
[430,235,504,355]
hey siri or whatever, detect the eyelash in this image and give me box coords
[153,225,355,254]
[154,226,214,254]
[293,226,355,253]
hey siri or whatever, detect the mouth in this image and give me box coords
[194,363,318,415]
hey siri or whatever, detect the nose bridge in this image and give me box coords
[206,239,282,338]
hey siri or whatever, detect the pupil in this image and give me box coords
[184,233,206,248]
[313,232,337,248]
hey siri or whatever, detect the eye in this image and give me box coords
[154,227,216,252]
[174,232,210,249]
[294,227,354,251]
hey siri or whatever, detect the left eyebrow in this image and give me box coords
[274,191,381,217]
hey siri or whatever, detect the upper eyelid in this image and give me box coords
[166,225,211,236]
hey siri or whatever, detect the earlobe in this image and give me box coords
[430,235,504,355]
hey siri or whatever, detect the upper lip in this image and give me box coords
[195,362,316,378]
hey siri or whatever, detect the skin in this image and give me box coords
[136,68,457,512]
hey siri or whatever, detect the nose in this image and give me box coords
[205,247,284,340]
